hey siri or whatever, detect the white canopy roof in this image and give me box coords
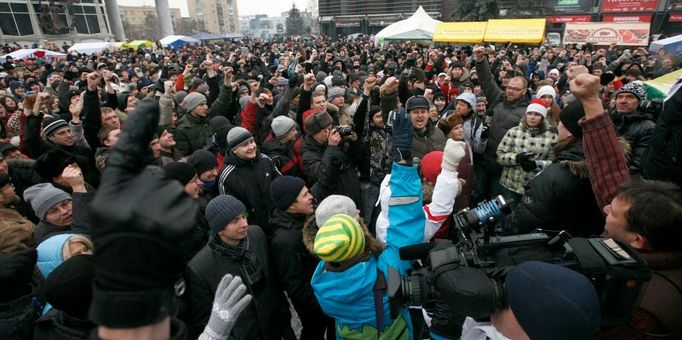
[0,49,66,63]
[376,6,442,43]
[159,35,200,47]
[68,42,115,55]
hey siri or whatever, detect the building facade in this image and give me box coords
[318,0,441,36]
[119,5,182,40]
[187,0,240,34]
[0,0,115,45]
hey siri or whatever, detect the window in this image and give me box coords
[72,5,101,34]
[0,2,34,36]
[33,3,70,35]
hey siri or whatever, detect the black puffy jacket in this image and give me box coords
[642,86,682,187]
[502,142,604,237]
[218,152,280,234]
[612,110,655,175]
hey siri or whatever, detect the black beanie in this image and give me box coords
[42,117,69,137]
[34,149,76,181]
[163,162,196,185]
[270,176,305,210]
[0,249,36,303]
[559,100,585,138]
[0,141,18,156]
[39,255,95,319]
[187,150,218,176]
[205,195,246,233]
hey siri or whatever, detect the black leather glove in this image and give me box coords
[391,109,413,162]
[515,152,534,165]
[89,99,198,328]
[521,158,537,172]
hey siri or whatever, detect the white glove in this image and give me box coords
[199,274,253,340]
[441,139,466,173]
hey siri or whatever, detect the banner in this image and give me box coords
[671,14,682,22]
[602,14,652,22]
[601,0,658,13]
[547,15,592,23]
[563,22,650,46]
[433,22,487,43]
[484,19,547,44]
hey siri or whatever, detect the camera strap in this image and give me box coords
[373,269,387,338]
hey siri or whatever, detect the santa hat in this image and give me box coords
[526,99,548,118]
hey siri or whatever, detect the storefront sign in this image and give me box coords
[601,0,658,13]
[564,22,650,46]
[602,14,652,22]
[670,14,682,22]
[547,15,592,23]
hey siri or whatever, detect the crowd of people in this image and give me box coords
[0,34,681,340]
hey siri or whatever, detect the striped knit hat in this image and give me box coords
[313,214,365,263]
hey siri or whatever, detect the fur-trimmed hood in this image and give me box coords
[556,137,631,179]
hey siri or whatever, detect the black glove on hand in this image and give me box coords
[391,109,413,162]
[288,73,299,88]
[89,99,198,328]
[515,152,534,165]
[521,158,538,172]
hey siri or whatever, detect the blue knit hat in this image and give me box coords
[205,195,246,233]
[506,261,600,340]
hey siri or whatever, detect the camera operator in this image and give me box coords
[301,111,362,208]
[431,261,600,340]
[571,72,682,337]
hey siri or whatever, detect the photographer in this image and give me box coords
[571,72,682,337]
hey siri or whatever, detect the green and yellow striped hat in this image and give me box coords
[313,214,365,263]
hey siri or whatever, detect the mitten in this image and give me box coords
[199,274,253,340]
[391,109,413,162]
[441,139,466,172]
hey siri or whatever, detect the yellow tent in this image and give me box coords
[484,19,546,44]
[121,40,153,50]
[433,22,487,43]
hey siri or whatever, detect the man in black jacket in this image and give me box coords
[185,194,291,339]
[611,82,654,175]
[218,127,280,235]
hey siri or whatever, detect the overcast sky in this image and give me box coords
[117,0,310,17]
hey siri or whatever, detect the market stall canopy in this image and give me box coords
[649,34,682,55]
[376,6,442,43]
[160,35,200,49]
[220,32,243,39]
[644,68,682,100]
[564,22,650,46]
[190,32,225,41]
[484,19,546,44]
[433,22,487,43]
[68,42,115,55]
[121,40,153,50]
[0,49,66,63]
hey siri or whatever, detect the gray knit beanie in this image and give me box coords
[271,116,296,138]
[181,92,207,113]
[24,183,71,221]
[205,195,246,233]
[239,96,250,110]
[315,195,357,226]
[226,127,253,150]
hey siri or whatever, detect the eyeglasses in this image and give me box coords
[506,87,525,92]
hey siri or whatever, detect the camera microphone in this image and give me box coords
[399,242,436,261]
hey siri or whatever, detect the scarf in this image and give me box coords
[208,232,263,287]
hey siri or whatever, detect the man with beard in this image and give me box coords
[218,127,280,235]
[0,174,36,253]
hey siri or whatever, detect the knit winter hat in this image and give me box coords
[559,100,586,138]
[187,150,218,176]
[456,93,476,110]
[536,85,557,100]
[548,69,560,77]
[327,86,345,101]
[42,117,68,137]
[313,214,365,263]
[269,176,305,210]
[271,116,296,138]
[205,195,247,233]
[420,151,444,184]
[39,255,95,318]
[315,195,357,226]
[209,116,230,134]
[163,162,197,185]
[226,127,254,150]
[0,142,18,156]
[506,261,600,340]
[181,92,207,113]
[526,98,548,118]
[24,183,71,221]
[305,112,333,135]
[615,82,646,102]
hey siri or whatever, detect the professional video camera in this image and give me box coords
[388,196,651,326]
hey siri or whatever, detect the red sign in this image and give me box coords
[602,0,658,13]
[671,14,682,22]
[603,14,653,22]
[548,15,592,23]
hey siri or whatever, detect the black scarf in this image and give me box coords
[208,232,263,288]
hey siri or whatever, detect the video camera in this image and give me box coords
[388,196,651,325]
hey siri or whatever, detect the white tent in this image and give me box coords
[159,35,200,49]
[375,6,442,44]
[68,42,115,55]
[0,49,66,63]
